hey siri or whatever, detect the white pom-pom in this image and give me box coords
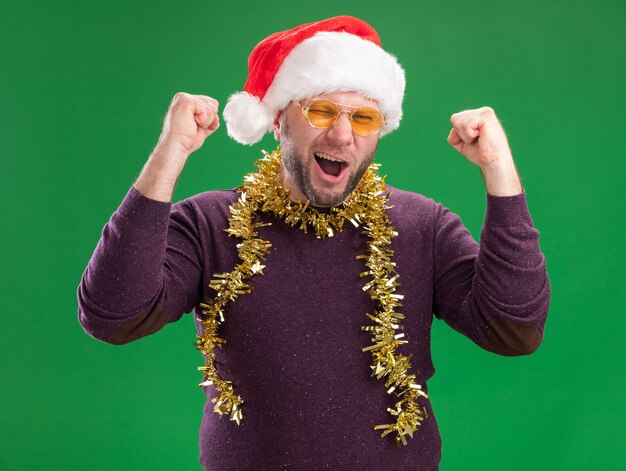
[223,92,274,145]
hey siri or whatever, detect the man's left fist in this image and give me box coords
[447,106,513,168]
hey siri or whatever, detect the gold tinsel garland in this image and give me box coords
[194,148,429,446]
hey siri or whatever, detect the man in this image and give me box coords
[77,16,550,470]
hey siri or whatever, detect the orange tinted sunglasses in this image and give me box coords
[300,98,387,136]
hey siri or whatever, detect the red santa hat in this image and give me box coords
[223,16,406,145]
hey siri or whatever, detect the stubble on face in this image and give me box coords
[279,115,378,207]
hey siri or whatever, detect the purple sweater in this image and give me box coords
[77,184,550,470]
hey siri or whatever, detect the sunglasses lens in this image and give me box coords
[351,108,383,136]
[306,100,339,127]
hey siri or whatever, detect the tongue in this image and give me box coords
[315,156,342,176]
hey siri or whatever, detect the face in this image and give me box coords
[274,92,381,207]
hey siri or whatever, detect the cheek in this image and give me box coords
[284,133,313,156]
[359,139,379,160]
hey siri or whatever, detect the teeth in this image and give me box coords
[316,152,343,163]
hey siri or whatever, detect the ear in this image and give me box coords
[273,110,283,141]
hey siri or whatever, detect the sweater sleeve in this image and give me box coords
[77,185,204,345]
[432,191,550,356]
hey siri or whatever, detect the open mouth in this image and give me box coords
[314,152,346,177]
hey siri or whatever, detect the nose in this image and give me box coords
[325,110,354,146]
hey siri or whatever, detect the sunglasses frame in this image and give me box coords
[299,98,388,136]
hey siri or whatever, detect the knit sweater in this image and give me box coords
[77,184,550,470]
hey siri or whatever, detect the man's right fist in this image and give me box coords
[158,92,220,154]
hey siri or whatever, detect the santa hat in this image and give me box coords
[223,16,406,145]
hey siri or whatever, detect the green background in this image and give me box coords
[2,0,624,469]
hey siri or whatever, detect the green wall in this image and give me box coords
[2,1,624,469]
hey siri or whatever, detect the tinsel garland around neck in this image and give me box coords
[194,147,428,446]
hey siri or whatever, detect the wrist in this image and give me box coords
[152,137,191,161]
[134,142,190,202]
[480,157,523,196]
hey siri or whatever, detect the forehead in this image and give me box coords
[306,91,380,108]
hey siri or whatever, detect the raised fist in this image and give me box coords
[158,92,220,154]
[447,106,512,168]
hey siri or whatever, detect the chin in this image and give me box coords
[309,197,342,208]
[306,187,350,207]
